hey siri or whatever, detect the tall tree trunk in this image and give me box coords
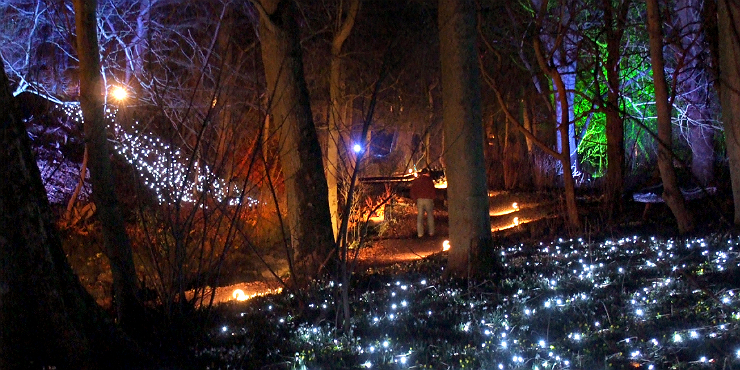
[675,0,714,186]
[129,0,150,87]
[687,118,714,184]
[553,72,581,229]
[603,0,631,219]
[532,0,581,230]
[329,0,360,335]
[256,0,335,283]
[328,0,360,242]
[73,0,142,325]
[0,60,139,370]
[646,0,694,233]
[439,0,493,278]
[554,61,579,173]
[533,0,579,174]
[717,0,740,224]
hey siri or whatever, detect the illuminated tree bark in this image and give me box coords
[0,59,136,370]
[439,0,493,277]
[73,0,142,324]
[532,26,581,229]
[254,0,335,283]
[717,0,740,224]
[646,0,694,233]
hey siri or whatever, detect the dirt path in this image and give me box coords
[207,192,556,305]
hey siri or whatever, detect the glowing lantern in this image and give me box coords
[442,240,451,251]
[513,217,519,226]
[110,86,128,101]
[512,202,519,211]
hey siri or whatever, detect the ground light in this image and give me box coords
[442,240,450,251]
[490,201,521,216]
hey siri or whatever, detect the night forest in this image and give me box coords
[2,0,740,369]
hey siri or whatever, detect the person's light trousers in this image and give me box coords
[416,198,435,237]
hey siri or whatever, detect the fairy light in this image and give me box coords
[59,103,257,208]
[204,235,740,369]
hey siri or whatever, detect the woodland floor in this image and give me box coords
[198,188,740,370]
[209,188,733,305]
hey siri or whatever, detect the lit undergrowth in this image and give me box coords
[201,235,740,369]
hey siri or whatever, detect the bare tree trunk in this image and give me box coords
[522,97,534,153]
[531,54,581,229]
[0,59,138,370]
[603,0,631,219]
[73,0,142,325]
[676,0,714,186]
[555,62,579,173]
[329,0,360,335]
[554,72,581,229]
[129,0,150,86]
[646,0,694,233]
[717,0,740,224]
[531,1,581,230]
[255,0,335,283]
[532,0,579,174]
[687,118,714,184]
[328,0,360,242]
[439,0,493,278]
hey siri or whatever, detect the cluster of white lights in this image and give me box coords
[207,235,740,369]
[58,102,258,207]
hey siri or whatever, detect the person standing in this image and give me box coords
[410,169,436,237]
